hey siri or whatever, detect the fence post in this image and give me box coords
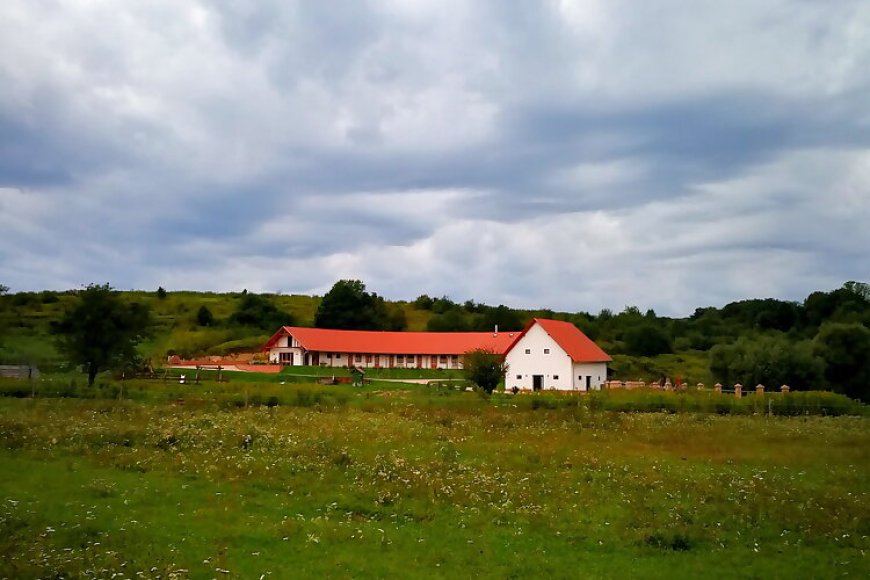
[714,383,722,393]
[734,383,742,398]
[697,383,705,390]
[756,384,765,395]
[780,384,790,394]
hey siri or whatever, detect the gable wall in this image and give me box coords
[505,323,574,390]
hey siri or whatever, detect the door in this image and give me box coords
[417,355,423,368]
[533,375,544,392]
[586,376,591,391]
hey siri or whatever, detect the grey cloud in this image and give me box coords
[0,1,868,315]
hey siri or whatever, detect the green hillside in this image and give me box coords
[1,281,868,399]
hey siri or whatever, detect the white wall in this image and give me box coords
[505,323,574,391]
[572,362,608,391]
[268,346,304,365]
[504,323,608,392]
[267,333,467,369]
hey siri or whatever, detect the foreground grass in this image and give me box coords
[0,393,867,578]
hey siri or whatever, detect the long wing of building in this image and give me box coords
[262,326,519,369]
[262,319,611,392]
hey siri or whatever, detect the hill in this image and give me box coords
[0,281,868,397]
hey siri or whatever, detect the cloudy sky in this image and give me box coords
[1,1,868,316]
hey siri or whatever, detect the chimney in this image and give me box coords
[494,324,499,335]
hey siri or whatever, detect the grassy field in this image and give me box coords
[0,383,867,578]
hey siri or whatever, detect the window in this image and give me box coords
[355,354,362,362]
[578,375,582,380]
[440,355,447,363]
[326,353,332,359]
[544,348,550,354]
[366,354,373,363]
[516,374,522,380]
[524,348,530,354]
[397,355,404,364]
[553,375,559,380]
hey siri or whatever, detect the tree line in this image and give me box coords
[1,280,868,398]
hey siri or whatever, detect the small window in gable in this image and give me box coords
[516,374,522,380]
[544,348,550,354]
[524,348,530,354]
[553,375,559,380]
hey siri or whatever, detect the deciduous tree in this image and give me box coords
[463,348,507,394]
[229,294,293,330]
[314,280,401,330]
[814,322,870,400]
[709,335,825,390]
[196,305,214,327]
[52,284,152,386]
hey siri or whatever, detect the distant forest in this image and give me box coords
[1,280,868,399]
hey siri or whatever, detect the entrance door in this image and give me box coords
[533,375,544,392]
[417,355,423,368]
[586,376,591,391]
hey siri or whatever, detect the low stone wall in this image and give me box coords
[605,380,793,397]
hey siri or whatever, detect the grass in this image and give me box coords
[0,382,867,578]
[277,365,465,380]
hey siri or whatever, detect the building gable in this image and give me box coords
[505,318,610,363]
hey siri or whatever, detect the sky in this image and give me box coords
[1,1,868,316]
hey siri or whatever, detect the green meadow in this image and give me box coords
[0,382,867,578]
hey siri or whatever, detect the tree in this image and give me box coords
[426,309,470,332]
[0,284,8,295]
[709,335,825,390]
[314,280,398,330]
[814,322,870,400]
[229,294,293,330]
[463,348,507,394]
[156,286,167,300]
[196,305,214,327]
[843,281,870,302]
[623,323,672,357]
[412,294,434,310]
[475,305,524,332]
[52,284,152,386]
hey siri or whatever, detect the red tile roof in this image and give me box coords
[507,318,611,363]
[262,326,519,356]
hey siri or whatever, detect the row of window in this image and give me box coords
[515,375,595,381]
[524,348,550,354]
[347,354,460,363]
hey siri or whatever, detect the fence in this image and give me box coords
[604,380,793,397]
[0,365,40,380]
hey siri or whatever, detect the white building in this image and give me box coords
[262,318,611,391]
[504,318,611,392]
[262,326,518,369]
